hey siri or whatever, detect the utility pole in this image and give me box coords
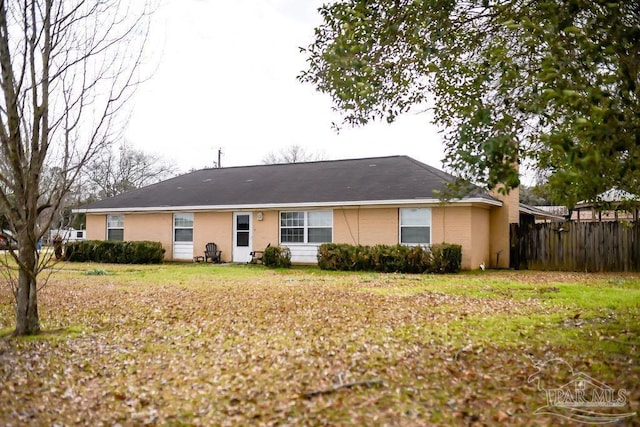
[217,148,223,168]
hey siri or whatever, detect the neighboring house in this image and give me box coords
[519,204,565,224]
[75,156,524,269]
[574,188,639,222]
[536,205,570,220]
[536,188,640,223]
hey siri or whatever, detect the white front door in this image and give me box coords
[233,212,252,262]
[173,213,194,260]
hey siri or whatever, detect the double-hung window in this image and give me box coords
[107,214,124,241]
[399,208,431,246]
[307,211,332,243]
[280,211,305,243]
[174,213,194,242]
[280,211,332,244]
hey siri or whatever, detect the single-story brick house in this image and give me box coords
[76,155,525,269]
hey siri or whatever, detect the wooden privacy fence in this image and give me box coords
[510,221,640,272]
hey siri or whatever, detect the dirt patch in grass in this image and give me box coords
[0,266,638,425]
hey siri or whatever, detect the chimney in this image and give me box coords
[489,184,520,268]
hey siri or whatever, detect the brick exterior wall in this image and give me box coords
[194,212,233,262]
[86,202,501,270]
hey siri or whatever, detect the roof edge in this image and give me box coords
[75,197,503,214]
[197,155,411,172]
[519,203,565,220]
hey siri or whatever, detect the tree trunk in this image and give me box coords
[14,245,40,336]
[0,0,150,336]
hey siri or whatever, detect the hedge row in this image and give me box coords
[317,243,462,274]
[263,245,292,268]
[64,240,165,264]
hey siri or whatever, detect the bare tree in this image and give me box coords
[85,141,177,199]
[262,144,328,164]
[0,1,153,336]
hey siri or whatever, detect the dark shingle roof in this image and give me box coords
[80,156,498,211]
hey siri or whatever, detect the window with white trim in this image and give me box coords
[174,213,194,242]
[280,210,332,244]
[400,208,431,245]
[106,214,124,241]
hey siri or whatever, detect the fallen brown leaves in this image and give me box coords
[0,266,638,426]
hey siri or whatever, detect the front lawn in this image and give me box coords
[0,264,638,425]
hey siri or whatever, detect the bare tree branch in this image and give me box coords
[84,141,177,199]
[0,0,155,336]
[262,144,328,164]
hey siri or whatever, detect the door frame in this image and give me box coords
[173,212,194,260]
[232,212,252,262]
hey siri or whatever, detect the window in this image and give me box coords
[400,208,431,245]
[107,214,124,241]
[174,213,194,242]
[308,211,332,243]
[280,211,332,244]
[235,213,250,247]
[280,211,305,243]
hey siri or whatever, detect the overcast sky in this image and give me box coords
[125,0,444,172]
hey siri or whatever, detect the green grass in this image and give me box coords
[0,263,638,425]
[541,282,640,310]
[18,325,88,341]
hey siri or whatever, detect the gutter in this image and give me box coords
[74,197,503,214]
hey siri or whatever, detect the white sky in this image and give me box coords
[125,0,444,172]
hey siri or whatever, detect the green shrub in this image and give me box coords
[131,241,166,264]
[430,243,462,273]
[317,243,337,270]
[352,244,372,271]
[405,245,433,274]
[263,245,292,268]
[63,240,97,262]
[317,243,340,270]
[65,240,165,264]
[92,240,121,263]
[370,244,429,273]
[86,269,109,276]
[317,243,462,274]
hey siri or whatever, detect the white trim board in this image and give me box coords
[75,197,503,214]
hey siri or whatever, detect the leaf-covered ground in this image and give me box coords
[0,264,638,426]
